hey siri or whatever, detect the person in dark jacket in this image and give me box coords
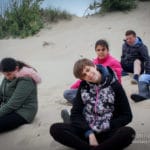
[121,30,150,84]
[0,57,38,133]
[50,58,135,150]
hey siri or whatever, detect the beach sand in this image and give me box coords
[0,1,150,150]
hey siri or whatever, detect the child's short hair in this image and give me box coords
[73,58,95,79]
[125,30,136,37]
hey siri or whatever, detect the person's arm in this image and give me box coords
[89,133,99,146]
[139,45,150,73]
[109,59,122,83]
[0,77,35,117]
[110,81,132,129]
[70,82,91,131]
[70,83,99,144]
[0,80,3,105]
[0,84,2,105]
[70,80,81,89]
[121,44,126,62]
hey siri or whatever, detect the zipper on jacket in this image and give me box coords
[90,86,99,128]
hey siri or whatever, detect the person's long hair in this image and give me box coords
[17,60,37,71]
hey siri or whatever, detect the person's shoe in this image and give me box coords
[61,109,70,123]
[131,94,147,102]
[131,74,139,84]
[131,78,138,84]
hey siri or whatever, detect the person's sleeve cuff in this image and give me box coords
[85,130,93,138]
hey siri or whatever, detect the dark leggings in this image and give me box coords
[0,113,27,133]
[50,123,135,150]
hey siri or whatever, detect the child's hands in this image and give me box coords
[89,133,99,146]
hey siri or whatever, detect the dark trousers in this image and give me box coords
[121,61,144,73]
[0,113,27,133]
[50,123,135,150]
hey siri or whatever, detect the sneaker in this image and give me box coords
[131,94,147,102]
[61,109,70,123]
[131,78,138,84]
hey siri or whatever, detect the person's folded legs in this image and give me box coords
[92,127,135,150]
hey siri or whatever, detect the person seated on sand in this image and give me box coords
[64,39,122,104]
[0,57,40,133]
[121,30,150,84]
[131,73,150,102]
[50,58,135,150]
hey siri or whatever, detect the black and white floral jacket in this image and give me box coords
[70,65,132,135]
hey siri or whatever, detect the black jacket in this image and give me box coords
[70,65,132,133]
[121,37,150,73]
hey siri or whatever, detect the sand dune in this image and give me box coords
[0,2,150,150]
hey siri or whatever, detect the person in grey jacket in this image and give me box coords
[0,57,38,133]
[121,30,150,84]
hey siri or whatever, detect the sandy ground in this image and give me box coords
[0,2,150,150]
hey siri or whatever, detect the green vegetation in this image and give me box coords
[0,0,43,38]
[89,0,137,13]
[40,8,71,23]
[101,0,137,12]
[0,0,72,39]
[0,0,148,39]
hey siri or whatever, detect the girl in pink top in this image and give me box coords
[93,39,122,83]
[63,39,122,103]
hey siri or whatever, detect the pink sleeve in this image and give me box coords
[70,79,82,89]
[92,58,98,64]
[16,67,42,84]
[110,61,122,83]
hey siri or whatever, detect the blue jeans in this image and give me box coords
[63,89,78,103]
[131,74,150,101]
[139,74,150,84]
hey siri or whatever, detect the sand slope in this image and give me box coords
[0,2,150,150]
